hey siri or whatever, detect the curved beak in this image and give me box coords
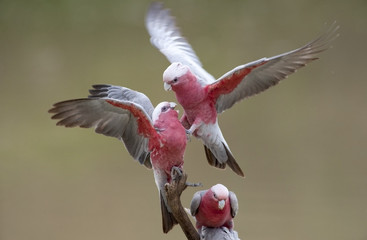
[169,102,177,109]
[164,82,172,91]
[218,200,225,210]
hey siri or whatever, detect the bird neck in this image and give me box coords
[173,79,207,108]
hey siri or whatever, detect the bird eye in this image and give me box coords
[161,106,168,112]
[172,77,178,83]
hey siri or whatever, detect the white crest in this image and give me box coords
[152,102,176,123]
[163,62,190,82]
[211,184,229,199]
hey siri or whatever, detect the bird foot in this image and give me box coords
[171,167,201,187]
[171,166,183,181]
[185,182,202,187]
[185,129,192,141]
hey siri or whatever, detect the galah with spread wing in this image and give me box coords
[190,184,238,233]
[146,2,339,177]
[49,84,187,233]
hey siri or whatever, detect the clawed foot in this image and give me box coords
[185,129,192,141]
[185,182,202,187]
[170,167,202,188]
[171,166,183,181]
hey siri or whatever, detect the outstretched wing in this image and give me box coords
[145,2,215,85]
[49,86,158,167]
[88,84,155,116]
[213,22,339,113]
[190,190,206,216]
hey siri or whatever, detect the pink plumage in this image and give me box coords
[190,184,238,232]
[149,102,186,181]
[49,85,187,234]
[146,2,338,178]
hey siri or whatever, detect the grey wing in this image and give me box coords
[49,97,156,167]
[229,191,239,218]
[88,84,155,117]
[190,190,206,216]
[145,2,215,85]
[215,22,339,113]
[201,227,240,240]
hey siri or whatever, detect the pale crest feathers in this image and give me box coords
[152,101,177,122]
[211,184,229,199]
[163,62,189,83]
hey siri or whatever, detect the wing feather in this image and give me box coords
[190,190,206,216]
[145,2,215,85]
[215,22,339,113]
[88,84,155,117]
[49,96,157,166]
[229,191,239,218]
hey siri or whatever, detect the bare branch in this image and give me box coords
[165,170,200,240]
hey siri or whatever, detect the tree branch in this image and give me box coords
[165,170,200,240]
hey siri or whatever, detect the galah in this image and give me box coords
[145,2,339,177]
[200,227,240,240]
[49,84,187,233]
[190,184,238,233]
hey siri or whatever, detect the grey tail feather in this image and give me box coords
[142,153,152,169]
[203,144,245,177]
[160,192,178,233]
[223,144,245,177]
[204,145,226,169]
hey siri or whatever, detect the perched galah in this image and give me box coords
[201,227,240,240]
[49,84,187,233]
[190,184,238,233]
[146,2,339,177]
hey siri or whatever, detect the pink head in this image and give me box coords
[163,62,193,91]
[152,102,179,125]
[210,184,229,210]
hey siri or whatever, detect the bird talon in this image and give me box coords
[171,166,183,181]
[185,129,192,141]
[186,182,202,187]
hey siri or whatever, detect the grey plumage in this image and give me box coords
[200,227,240,240]
[145,2,338,176]
[214,22,339,113]
[228,191,239,218]
[190,188,238,219]
[49,84,155,168]
[190,190,206,217]
[146,2,338,108]
[160,191,178,233]
[145,2,216,85]
[204,144,244,177]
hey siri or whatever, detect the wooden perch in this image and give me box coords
[165,170,200,240]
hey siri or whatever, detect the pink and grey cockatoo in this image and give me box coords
[190,184,238,233]
[145,2,339,177]
[49,84,187,233]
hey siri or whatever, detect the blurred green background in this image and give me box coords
[0,0,366,240]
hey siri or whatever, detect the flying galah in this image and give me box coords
[190,184,238,233]
[145,2,339,177]
[49,84,187,233]
[201,227,240,240]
